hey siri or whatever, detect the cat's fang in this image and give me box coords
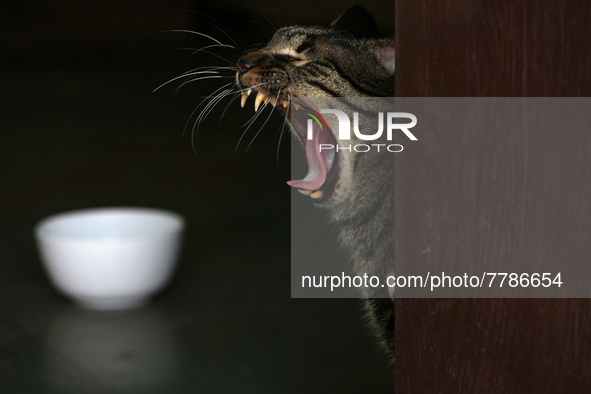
[297,189,312,196]
[254,92,265,111]
[282,101,288,108]
[310,190,323,199]
[240,93,248,108]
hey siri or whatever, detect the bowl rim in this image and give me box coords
[35,206,185,241]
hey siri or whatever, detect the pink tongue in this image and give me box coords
[287,124,332,190]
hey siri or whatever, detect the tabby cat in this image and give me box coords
[235,6,396,357]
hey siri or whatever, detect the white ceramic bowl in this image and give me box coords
[35,207,185,310]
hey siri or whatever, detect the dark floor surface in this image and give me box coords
[0,52,393,392]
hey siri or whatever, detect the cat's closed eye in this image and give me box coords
[274,54,300,62]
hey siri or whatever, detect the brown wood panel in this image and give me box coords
[396,0,591,97]
[395,1,591,392]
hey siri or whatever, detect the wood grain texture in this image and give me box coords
[396,0,591,97]
[395,0,591,392]
[397,299,591,392]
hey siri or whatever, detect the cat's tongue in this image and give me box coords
[287,123,334,190]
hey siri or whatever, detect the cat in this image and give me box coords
[234,5,396,358]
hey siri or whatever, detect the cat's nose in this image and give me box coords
[236,51,267,73]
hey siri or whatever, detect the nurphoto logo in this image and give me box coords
[304,108,418,153]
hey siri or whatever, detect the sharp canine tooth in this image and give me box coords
[310,190,323,199]
[240,93,248,108]
[282,101,288,108]
[254,92,265,111]
[298,189,312,196]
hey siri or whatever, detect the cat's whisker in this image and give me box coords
[175,45,236,57]
[236,5,278,33]
[240,94,270,129]
[174,75,234,94]
[249,86,284,152]
[258,49,276,60]
[154,70,227,92]
[180,11,246,53]
[277,95,294,162]
[219,92,244,122]
[183,82,233,142]
[195,88,233,128]
[237,82,268,93]
[195,96,229,133]
[177,65,233,76]
[190,44,236,55]
[234,84,275,153]
[189,87,234,155]
[275,120,289,165]
[244,43,266,52]
[234,103,269,155]
[168,29,229,48]
[242,19,277,37]
[244,100,276,153]
[186,49,236,66]
[272,89,289,164]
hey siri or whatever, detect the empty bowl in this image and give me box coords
[35,207,185,310]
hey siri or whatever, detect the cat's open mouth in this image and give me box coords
[240,89,339,203]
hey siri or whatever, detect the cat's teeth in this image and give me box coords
[240,93,248,108]
[254,92,265,111]
[293,103,302,110]
[269,97,277,107]
[246,89,252,96]
[310,190,323,199]
[282,101,288,108]
[297,189,312,196]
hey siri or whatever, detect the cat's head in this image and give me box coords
[236,6,395,207]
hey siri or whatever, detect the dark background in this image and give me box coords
[0,1,396,392]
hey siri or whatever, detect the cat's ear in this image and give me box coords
[331,6,379,38]
[377,41,396,73]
